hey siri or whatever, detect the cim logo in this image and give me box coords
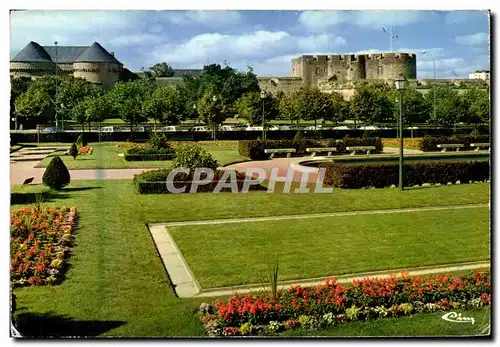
[441,312,475,325]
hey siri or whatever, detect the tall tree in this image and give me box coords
[461,87,490,126]
[105,81,150,130]
[56,77,102,127]
[142,86,188,129]
[350,83,394,126]
[197,88,227,138]
[148,62,175,77]
[293,87,333,128]
[14,88,54,133]
[236,91,278,126]
[426,85,467,127]
[10,76,31,127]
[391,87,430,126]
[278,91,300,125]
[329,91,349,125]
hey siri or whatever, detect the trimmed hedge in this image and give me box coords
[419,135,490,152]
[321,160,490,189]
[238,138,383,160]
[124,147,174,161]
[133,168,266,194]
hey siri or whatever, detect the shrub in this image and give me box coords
[470,128,480,136]
[419,135,490,152]
[173,144,219,171]
[321,160,489,189]
[69,143,78,159]
[200,271,490,336]
[42,156,70,190]
[238,138,383,160]
[133,167,266,194]
[293,130,304,141]
[148,132,171,151]
[75,133,88,147]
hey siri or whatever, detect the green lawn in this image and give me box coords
[34,142,248,169]
[169,207,489,288]
[280,307,490,337]
[10,181,490,337]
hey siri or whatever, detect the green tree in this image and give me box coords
[293,87,333,129]
[14,88,54,129]
[391,87,430,126]
[236,91,278,126]
[142,86,188,129]
[42,156,70,190]
[148,62,175,77]
[278,92,300,125]
[56,77,101,127]
[10,76,31,126]
[426,85,467,127]
[197,89,227,139]
[69,143,78,159]
[461,87,490,126]
[328,91,348,125]
[350,83,394,126]
[71,100,88,131]
[85,96,111,135]
[105,81,149,130]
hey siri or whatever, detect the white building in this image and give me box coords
[469,70,490,81]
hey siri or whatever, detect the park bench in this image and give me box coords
[264,148,296,158]
[306,147,337,157]
[470,143,490,151]
[437,143,464,152]
[346,146,376,155]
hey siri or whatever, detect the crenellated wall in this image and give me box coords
[257,77,304,95]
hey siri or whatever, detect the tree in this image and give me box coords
[42,156,70,190]
[71,100,88,131]
[391,87,430,126]
[329,91,349,125]
[14,88,54,129]
[105,81,150,130]
[236,91,278,126]
[148,62,175,77]
[10,76,31,127]
[293,87,333,128]
[350,83,394,126]
[278,92,300,125]
[461,87,490,126]
[197,89,227,139]
[142,86,188,129]
[56,77,101,126]
[69,143,78,159]
[426,85,467,127]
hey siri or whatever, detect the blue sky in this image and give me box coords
[10,10,490,78]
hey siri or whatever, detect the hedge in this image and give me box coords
[199,271,490,336]
[133,168,266,194]
[419,135,490,152]
[320,160,490,189]
[238,138,383,160]
[124,147,175,161]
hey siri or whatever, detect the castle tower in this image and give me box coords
[73,42,122,90]
[10,41,56,78]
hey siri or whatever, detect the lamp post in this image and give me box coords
[54,41,59,130]
[395,76,406,191]
[212,95,217,140]
[193,104,197,126]
[422,51,436,123]
[260,90,267,140]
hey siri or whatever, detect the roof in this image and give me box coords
[75,42,121,64]
[42,46,88,63]
[11,41,122,65]
[10,41,54,63]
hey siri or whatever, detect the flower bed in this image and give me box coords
[382,138,423,150]
[198,271,490,336]
[78,146,93,155]
[10,206,78,287]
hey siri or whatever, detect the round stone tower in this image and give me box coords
[378,53,417,80]
[73,42,122,90]
[10,41,56,78]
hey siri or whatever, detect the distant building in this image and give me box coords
[10,41,133,90]
[469,70,490,81]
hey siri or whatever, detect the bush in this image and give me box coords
[238,138,383,160]
[148,132,171,151]
[133,167,266,194]
[173,144,219,171]
[293,130,304,141]
[42,156,70,190]
[321,160,490,189]
[124,154,175,161]
[419,135,490,152]
[75,133,88,147]
[69,143,78,159]
[470,128,481,136]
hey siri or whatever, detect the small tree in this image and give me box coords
[173,144,219,172]
[42,156,70,190]
[69,143,78,159]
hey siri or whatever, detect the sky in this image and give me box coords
[9,10,490,79]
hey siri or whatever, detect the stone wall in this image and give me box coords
[73,62,122,90]
[257,77,304,95]
[9,61,55,78]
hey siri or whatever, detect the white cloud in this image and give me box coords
[148,30,347,69]
[444,10,489,25]
[299,10,429,32]
[455,32,489,45]
[109,34,166,46]
[160,10,244,27]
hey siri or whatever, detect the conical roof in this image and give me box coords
[11,41,54,63]
[74,42,121,64]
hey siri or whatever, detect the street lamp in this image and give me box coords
[212,95,217,140]
[395,75,406,191]
[421,51,436,123]
[260,90,267,140]
[54,41,59,130]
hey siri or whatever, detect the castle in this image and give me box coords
[10,41,124,90]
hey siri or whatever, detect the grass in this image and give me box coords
[169,206,489,288]
[34,142,248,169]
[280,307,490,337]
[10,181,489,337]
